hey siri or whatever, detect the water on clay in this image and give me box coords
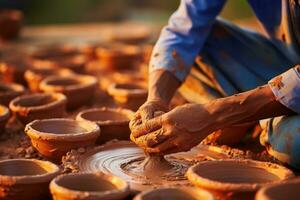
[74,141,191,191]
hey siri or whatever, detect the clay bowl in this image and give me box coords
[0,159,60,200]
[0,56,31,85]
[186,160,294,200]
[0,105,10,133]
[96,44,142,70]
[24,66,74,92]
[0,9,23,40]
[76,107,134,144]
[50,172,129,200]
[40,75,98,110]
[9,93,67,125]
[25,118,100,161]
[0,82,25,106]
[107,83,147,111]
[134,187,215,200]
[30,46,89,73]
[255,179,300,200]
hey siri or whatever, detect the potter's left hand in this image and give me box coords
[131,103,217,154]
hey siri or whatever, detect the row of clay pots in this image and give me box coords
[0,159,130,200]
[24,107,134,161]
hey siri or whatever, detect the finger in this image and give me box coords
[134,128,169,148]
[145,140,176,154]
[131,116,163,138]
[129,113,142,131]
[140,106,154,123]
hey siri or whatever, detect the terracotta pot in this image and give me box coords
[40,75,98,110]
[24,66,73,92]
[255,179,300,200]
[96,44,142,70]
[25,118,100,161]
[0,158,60,200]
[76,107,134,144]
[50,172,129,200]
[9,93,67,125]
[0,105,10,133]
[30,45,89,73]
[0,9,23,40]
[107,83,147,111]
[0,82,25,106]
[134,187,215,200]
[186,160,294,200]
[0,56,31,85]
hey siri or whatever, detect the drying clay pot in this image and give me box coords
[0,82,25,106]
[0,105,10,133]
[40,75,98,110]
[24,66,73,92]
[30,45,89,73]
[25,118,100,161]
[0,159,60,200]
[0,9,23,40]
[255,179,300,200]
[96,44,142,70]
[50,172,129,200]
[76,107,134,144]
[186,160,294,200]
[134,187,215,200]
[0,56,31,85]
[9,93,67,125]
[107,83,147,111]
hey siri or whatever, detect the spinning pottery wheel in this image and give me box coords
[63,141,192,191]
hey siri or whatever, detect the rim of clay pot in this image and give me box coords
[96,44,141,57]
[0,104,10,122]
[186,159,294,192]
[0,158,60,185]
[107,83,147,98]
[0,9,23,21]
[134,187,215,200]
[0,82,25,95]
[76,107,134,126]
[255,179,300,200]
[50,172,129,199]
[25,118,100,141]
[9,92,67,113]
[40,74,98,92]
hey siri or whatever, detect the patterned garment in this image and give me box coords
[150,0,300,168]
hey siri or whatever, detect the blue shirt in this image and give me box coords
[150,0,300,114]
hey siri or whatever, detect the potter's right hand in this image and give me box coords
[129,100,168,131]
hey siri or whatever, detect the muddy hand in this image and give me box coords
[129,100,168,132]
[131,103,217,155]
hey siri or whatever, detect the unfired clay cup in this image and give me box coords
[107,83,147,111]
[134,187,215,200]
[0,159,60,200]
[40,75,98,110]
[0,9,23,40]
[76,107,134,144]
[0,105,10,133]
[96,44,142,70]
[50,172,129,200]
[0,82,25,106]
[9,93,67,125]
[186,160,294,200]
[255,179,300,200]
[25,118,100,161]
[24,66,73,92]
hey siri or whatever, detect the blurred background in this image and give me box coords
[0,0,256,25]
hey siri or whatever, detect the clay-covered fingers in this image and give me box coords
[131,116,163,138]
[133,128,169,148]
[129,112,142,131]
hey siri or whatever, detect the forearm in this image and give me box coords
[148,69,181,106]
[207,85,294,128]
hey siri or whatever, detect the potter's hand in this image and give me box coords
[129,100,168,131]
[131,104,216,154]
